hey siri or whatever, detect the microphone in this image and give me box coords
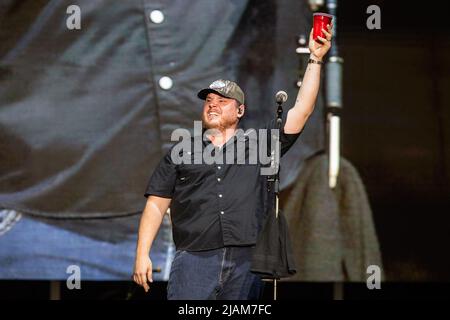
[275,91,288,104]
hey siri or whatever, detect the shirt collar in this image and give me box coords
[198,123,248,147]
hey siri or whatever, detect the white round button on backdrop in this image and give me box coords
[149,10,164,24]
[159,76,173,90]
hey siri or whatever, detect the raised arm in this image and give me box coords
[284,24,333,134]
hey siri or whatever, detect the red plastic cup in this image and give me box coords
[313,13,333,41]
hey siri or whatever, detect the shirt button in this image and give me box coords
[159,76,173,90]
[217,178,221,182]
[220,211,224,215]
[218,194,223,198]
[149,10,164,24]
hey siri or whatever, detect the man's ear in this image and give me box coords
[237,104,245,117]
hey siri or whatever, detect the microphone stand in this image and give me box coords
[267,99,283,300]
[274,101,283,221]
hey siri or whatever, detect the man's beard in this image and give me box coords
[202,113,237,131]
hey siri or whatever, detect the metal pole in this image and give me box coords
[326,0,345,300]
[49,280,61,300]
[325,0,343,189]
[273,278,277,300]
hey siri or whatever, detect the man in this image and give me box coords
[133,24,333,299]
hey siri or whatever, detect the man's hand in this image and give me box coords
[309,23,333,60]
[133,255,153,292]
[132,196,171,292]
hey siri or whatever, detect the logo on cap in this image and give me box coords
[209,80,227,90]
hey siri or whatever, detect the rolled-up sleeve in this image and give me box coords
[264,111,302,158]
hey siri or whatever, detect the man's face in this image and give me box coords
[202,93,244,130]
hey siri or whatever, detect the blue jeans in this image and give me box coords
[167,246,264,300]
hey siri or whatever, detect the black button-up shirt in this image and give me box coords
[145,113,301,251]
